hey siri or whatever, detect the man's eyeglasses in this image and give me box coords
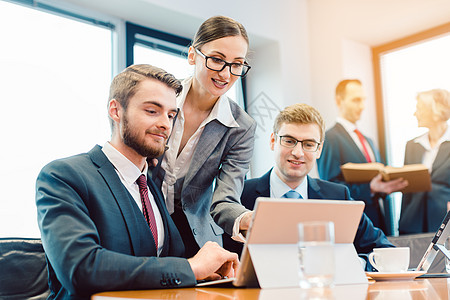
[195,48,251,77]
[277,135,321,152]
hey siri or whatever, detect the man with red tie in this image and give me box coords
[317,79,407,233]
[36,65,238,300]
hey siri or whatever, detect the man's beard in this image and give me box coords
[122,113,166,159]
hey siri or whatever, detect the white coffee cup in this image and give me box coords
[368,247,410,272]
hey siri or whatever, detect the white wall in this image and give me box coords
[308,0,450,153]
[59,0,450,178]
[61,0,311,178]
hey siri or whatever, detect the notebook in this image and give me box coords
[197,198,366,288]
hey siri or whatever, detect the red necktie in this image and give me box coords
[354,129,372,163]
[136,174,158,250]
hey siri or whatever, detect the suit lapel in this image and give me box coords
[409,142,426,164]
[184,121,228,187]
[307,176,322,199]
[335,123,368,163]
[256,170,272,198]
[89,146,149,256]
[366,137,382,163]
[432,141,450,175]
[147,175,172,257]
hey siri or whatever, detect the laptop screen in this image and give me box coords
[416,210,450,272]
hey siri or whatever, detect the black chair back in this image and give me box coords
[0,238,50,299]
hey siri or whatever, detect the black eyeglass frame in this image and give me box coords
[276,134,321,152]
[194,48,251,77]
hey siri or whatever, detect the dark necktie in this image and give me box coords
[136,174,158,249]
[283,190,303,199]
[354,128,372,163]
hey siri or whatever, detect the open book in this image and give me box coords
[340,162,431,193]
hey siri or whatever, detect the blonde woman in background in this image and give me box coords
[399,89,450,234]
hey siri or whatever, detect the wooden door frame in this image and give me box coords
[372,22,450,162]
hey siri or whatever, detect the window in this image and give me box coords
[126,22,246,108]
[373,22,450,235]
[0,1,248,238]
[0,0,118,237]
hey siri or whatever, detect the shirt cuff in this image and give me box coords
[231,211,252,243]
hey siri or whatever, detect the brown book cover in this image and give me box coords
[340,163,431,193]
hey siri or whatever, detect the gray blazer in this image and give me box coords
[399,140,450,234]
[153,88,256,247]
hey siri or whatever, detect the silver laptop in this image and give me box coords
[197,198,365,287]
[416,210,450,272]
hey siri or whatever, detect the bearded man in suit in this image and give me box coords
[36,64,239,300]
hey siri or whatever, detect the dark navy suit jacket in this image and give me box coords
[36,146,196,300]
[223,169,394,263]
[317,123,387,230]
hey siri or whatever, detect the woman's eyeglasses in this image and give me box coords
[195,48,251,77]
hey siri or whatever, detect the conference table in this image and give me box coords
[92,278,450,299]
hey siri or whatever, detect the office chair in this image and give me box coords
[0,238,50,299]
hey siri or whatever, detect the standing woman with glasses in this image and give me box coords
[152,16,256,257]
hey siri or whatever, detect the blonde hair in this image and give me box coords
[417,89,450,121]
[273,103,325,141]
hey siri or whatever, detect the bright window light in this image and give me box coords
[379,33,450,233]
[0,1,112,237]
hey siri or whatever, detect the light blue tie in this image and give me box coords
[283,190,303,199]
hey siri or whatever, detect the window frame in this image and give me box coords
[125,21,249,110]
[372,22,450,235]
[0,0,124,238]
[126,22,191,67]
[372,22,450,163]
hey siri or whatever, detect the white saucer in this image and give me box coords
[366,271,426,281]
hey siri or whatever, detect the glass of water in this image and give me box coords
[298,221,335,288]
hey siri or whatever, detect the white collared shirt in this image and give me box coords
[102,142,164,255]
[413,125,450,171]
[270,170,308,199]
[337,117,376,162]
[161,77,239,214]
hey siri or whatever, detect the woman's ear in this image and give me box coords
[188,46,196,66]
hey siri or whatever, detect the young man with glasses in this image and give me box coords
[224,103,394,270]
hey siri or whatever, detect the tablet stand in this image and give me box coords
[247,243,368,289]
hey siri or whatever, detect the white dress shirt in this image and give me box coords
[270,170,308,199]
[102,142,164,256]
[161,77,239,214]
[337,117,376,162]
[413,125,450,171]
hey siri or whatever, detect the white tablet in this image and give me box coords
[198,198,365,288]
[247,198,365,244]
